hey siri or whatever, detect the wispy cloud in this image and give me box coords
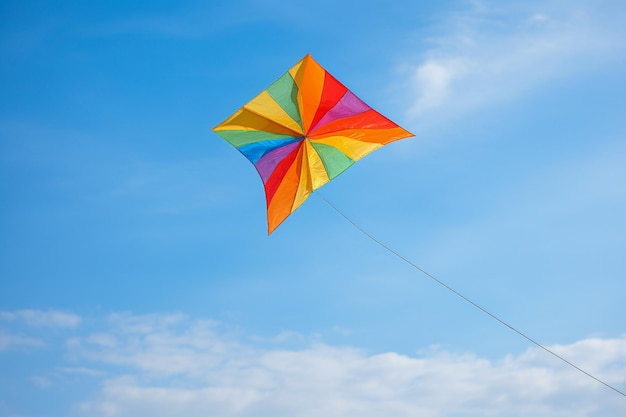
[403,0,626,124]
[58,366,107,377]
[0,330,44,351]
[30,375,53,388]
[66,313,626,417]
[0,309,81,352]
[69,313,237,379]
[83,1,305,39]
[0,309,81,328]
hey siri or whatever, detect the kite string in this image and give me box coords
[314,191,626,398]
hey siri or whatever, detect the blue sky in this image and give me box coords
[1,0,625,416]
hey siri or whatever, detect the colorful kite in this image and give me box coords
[213,54,414,234]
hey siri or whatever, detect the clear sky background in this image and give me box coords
[1,0,625,416]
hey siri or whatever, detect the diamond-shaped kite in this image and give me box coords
[213,54,414,234]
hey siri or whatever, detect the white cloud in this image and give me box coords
[404,0,626,123]
[70,313,234,379]
[68,313,626,417]
[58,366,107,377]
[30,375,53,388]
[84,1,305,39]
[0,309,82,328]
[0,330,44,351]
[408,59,467,115]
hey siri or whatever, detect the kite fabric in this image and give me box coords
[213,54,414,234]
